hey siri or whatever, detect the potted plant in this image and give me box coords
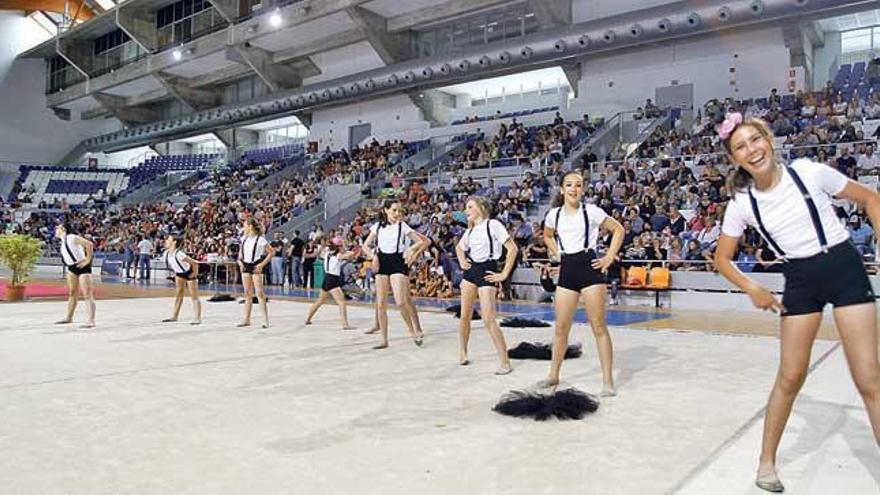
[0,234,43,302]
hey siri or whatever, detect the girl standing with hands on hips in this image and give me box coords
[713,113,880,493]
[363,200,431,349]
[456,196,517,374]
[540,171,624,396]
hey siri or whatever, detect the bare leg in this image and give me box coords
[240,274,254,326]
[582,284,614,395]
[374,275,390,348]
[188,279,202,324]
[328,288,355,329]
[59,272,79,324]
[458,280,478,365]
[542,287,581,387]
[478,286,512,374]
[758,312,822,489]
[253,275,269,328]
[79,274,96,328]
[167,278,185,321]
[833,303,880,443]
[390,274,420,343]
[305,291,327,324]
[365,304,380,334]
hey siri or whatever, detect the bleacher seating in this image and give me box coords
[241,143,303,165]
[451,106,560,126]
[9,152,221,205]
[832,60,880,98]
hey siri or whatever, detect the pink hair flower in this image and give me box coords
[716,112,743,140]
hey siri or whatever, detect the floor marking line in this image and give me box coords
[666,340,842,495]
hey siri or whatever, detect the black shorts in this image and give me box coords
[322,274,343,291]
[174,268,196,281]
[241,256,267,274]
[66,263,92,276]
[377,253,407,276]
[556,250,605,292]
[781,241,875,316]
[463,259,500,288]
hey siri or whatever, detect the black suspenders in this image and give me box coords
[62,236,78,266]
[747,166,829,260]
[466,221,496,263]
[378,223,404,255]
[554,203,590,253]
[169,251,186,273]
[250,237,260,262]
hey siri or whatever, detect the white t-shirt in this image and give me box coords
[369,222,413,254]
[324,251,342,276]
[721,159,850,259]
[60,234,86,266]
[857,153,880,170]
[137,239,153,255]
[544,203,609,254]
[458,219,510,262]
[165,250,191,274]
[239,235,269,263]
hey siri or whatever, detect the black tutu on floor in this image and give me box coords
[208,294,235,302]
[493,387,599,420]
[500,317,551,328]
[445,304,481,320]
[507,342,582,360]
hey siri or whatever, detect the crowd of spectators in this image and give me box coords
[6,81,880,298]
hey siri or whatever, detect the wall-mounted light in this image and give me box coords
[172,49,183,61]
[269,9,283,28]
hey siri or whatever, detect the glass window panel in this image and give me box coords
[842,32,872,53]
[193,9,213,36]
[486,20,503,43]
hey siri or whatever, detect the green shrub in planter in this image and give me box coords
[0,234,44,287]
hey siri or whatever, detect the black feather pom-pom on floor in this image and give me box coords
[500,317,551,328]
[493,388,599,420]
[507,342,582,360]
[445,304,481,320]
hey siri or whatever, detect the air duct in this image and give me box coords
[83,0,872,152]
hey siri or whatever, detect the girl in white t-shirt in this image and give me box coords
[237,218,275,328]
[362,200,431,349]
[455,196,518,374]
[539,171,625,395]
[304,237,356,330]
[713,113,880,492]
[162,234,202,325]
[55,222,96,328]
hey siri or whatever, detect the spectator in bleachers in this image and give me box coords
[867,57,880,85]
[857,144,879,174]
[836,145,858,179]
[645,98,661,118]
[849,215,875,258]
[137,235,154,280]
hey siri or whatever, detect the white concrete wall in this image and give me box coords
[0,12,120,165]
[86,146,156,168]
[304,41,427,150]
[572,0,677,22]
[575,27,793,116]
[309,94,428,150]
[813,31,842,89]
